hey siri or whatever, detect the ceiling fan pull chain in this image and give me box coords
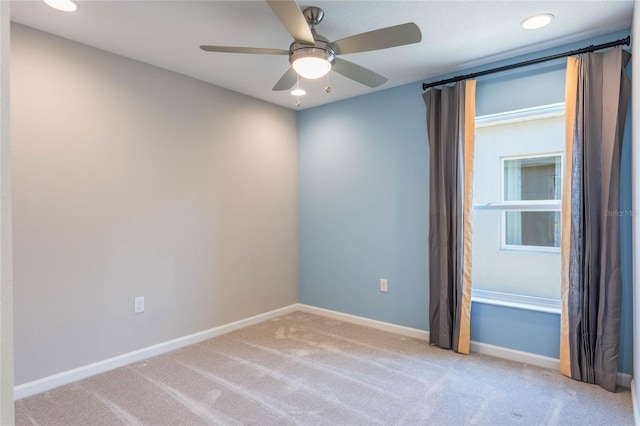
[325,72,332,94]
[295,75,302,106]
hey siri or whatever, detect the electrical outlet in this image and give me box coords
[380,279,388,293]
[134,296,145,314]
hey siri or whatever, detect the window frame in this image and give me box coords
[499,152,563,253]
[472,102,565,312]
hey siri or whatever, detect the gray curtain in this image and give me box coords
[422,81,471,353]
[568,48,631,392]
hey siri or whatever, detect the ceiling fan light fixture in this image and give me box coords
[43,0,78,12]
[292,56,332,79]
[290,88,306,96]
[521,13,554,30]
[290,45,335,79]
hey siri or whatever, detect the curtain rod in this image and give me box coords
[421,36,630,91]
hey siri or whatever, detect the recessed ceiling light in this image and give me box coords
[521,13,554,30]
[43,0,78,12]
[290,88,306,97]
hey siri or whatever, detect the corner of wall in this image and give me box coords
[0,0,15,423]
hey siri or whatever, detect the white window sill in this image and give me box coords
[499,247,561,254]
[471,289,561,314]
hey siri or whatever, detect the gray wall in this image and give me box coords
[1,2,14,423]
[11,24,298,385]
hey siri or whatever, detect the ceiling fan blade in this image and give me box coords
[332,58,388,88]
[200,45,288,55]
[266,0,315,44]
[272,68,298,91]
[330,22,422,55]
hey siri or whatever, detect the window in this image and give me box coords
[501,154,562,251]
[472,103,564,310]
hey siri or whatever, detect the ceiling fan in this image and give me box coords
[200,0,422,91]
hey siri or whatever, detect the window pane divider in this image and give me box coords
[473,201,561,211]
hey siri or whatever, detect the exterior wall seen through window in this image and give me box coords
[472,105,564,302]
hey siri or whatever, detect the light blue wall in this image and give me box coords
[298,30,633,373]
[298,85,430,329]
[619,74,634,375]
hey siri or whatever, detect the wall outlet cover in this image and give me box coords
[134,296,145,314]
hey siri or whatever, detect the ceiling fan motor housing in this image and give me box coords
[302,6,324,27]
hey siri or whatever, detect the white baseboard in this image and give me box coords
[15,302,633,400]
[14,304,300,400]
[618,372,633,389]
[295,304,430,341]
[469,340,560,370]
[632,379,640,426]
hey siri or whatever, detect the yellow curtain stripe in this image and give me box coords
[458,80,476,355]
[560,57,579,377]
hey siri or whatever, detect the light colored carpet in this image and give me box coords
[15,311,633,425]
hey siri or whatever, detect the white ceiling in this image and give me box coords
[10,0,633,110]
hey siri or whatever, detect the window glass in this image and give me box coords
[502,154,561,250]
[503,156,561,201]
[505,211,560,247]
